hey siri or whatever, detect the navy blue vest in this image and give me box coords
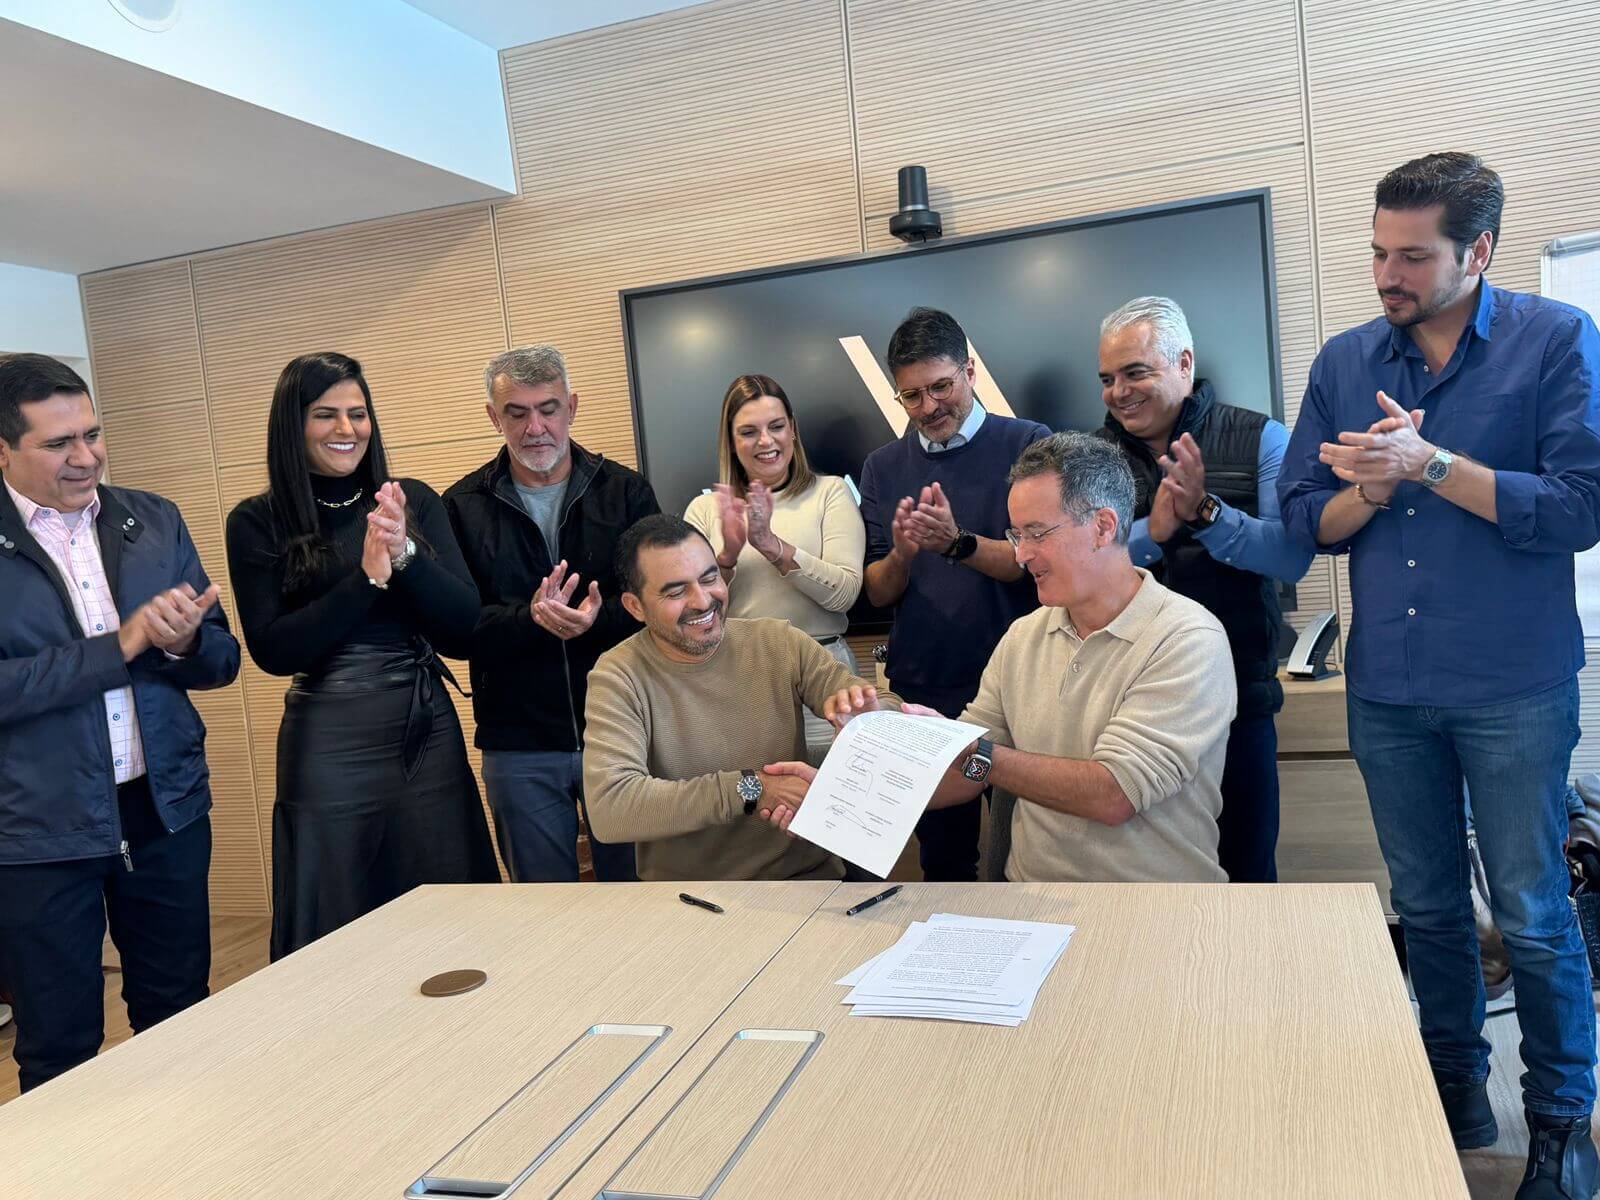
[1098,381,1284,717]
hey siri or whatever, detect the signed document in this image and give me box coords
[788,710,986,877]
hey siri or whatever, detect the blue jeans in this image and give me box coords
[1348,678,1595,1118]
[481,750,636,883]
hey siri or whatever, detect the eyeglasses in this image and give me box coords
[893,364,968,409]
[1004,522,1065,548]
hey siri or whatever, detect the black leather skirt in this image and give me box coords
[270,638,499,961]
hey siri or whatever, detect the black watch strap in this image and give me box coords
[1185,494,1223,532]
[942,529,977,562]
[737,769,762,815]
[961,738,994,784]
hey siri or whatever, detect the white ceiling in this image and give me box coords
[399,0,712,49]
[0,19,507,274]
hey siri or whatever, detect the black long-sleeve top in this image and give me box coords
[225,474,481,676]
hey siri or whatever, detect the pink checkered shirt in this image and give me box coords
[6,480,145,784]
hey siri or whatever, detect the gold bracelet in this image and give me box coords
[1355,483,1391,511]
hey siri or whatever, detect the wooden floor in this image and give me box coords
[1460,987,1600,1198]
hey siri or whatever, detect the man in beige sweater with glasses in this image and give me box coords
[583,514,898,882]
[786,432,1235,883]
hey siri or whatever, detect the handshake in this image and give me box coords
[751,684,940,833]
[117,582,222,662]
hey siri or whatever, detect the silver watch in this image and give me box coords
[1420,448,1455,489]
[391,536,418,572]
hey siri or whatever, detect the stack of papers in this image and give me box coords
[836,913,1075,1027]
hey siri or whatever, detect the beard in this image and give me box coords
[512,438,569,475]
[1380,261,1471,328]
[657,602,725,658]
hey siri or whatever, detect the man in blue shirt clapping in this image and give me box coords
[1279,152,1600,1199]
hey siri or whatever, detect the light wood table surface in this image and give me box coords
[0,881,834,1199]
[0,881,1463,1199]
[558,882,1465,1200]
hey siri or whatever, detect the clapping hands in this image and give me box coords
[530,559,602,640]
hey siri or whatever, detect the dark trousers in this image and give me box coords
[1216,711,1280,884]
[0,777,211,1093]
[908,691,983,882]
[915,797,982,883]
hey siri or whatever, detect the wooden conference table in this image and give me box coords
[0,882,1466,1199]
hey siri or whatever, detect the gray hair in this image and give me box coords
[1100,295,1194,371]
[484,344,569,399]
[1008,432,1136,546]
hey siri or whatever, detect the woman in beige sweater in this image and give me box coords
[684,374,865,761]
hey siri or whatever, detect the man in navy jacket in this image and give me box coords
[0,354,239,1092]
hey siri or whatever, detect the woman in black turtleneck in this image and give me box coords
[226,352,497,960]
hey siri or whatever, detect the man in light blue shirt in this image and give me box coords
[918,394,987,453]
[1095,296,1312,884]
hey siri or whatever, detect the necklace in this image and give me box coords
[315,488,364,510]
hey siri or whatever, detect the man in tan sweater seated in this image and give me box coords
[583,514,898,881]
[786,433,1237,883]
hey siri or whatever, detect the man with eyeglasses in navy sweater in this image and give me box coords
[858,307,1050,881]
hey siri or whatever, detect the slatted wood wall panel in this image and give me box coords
[1301,0,1600,667]
[849,0,1334,623]
[80,264,269,914]
[78,262,204,418]
[495,0,864,465]
[79,0,1600,912]
[191,205,509,469]
[850,0,1307,222]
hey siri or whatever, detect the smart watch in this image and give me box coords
[1185,494,1223,532]
[961,738,994,785]
[737,769,763,815]
[942,529,978,562]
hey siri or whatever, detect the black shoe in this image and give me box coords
[1516,1111,1599,1199]
[1437,1075,1498,1150]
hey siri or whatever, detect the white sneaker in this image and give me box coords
[0,1003,10,1028]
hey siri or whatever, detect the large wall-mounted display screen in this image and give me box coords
[621,190,1282,521]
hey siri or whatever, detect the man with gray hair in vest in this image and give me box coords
[1095,296,1311,884]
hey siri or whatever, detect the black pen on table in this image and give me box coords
[679,892,724,914]
[845,885,902,916]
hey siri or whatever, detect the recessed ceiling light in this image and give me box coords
[107,0,181,32]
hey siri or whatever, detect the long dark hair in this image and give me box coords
[265,352,393,595]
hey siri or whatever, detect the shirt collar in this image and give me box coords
[1045,567,1161,644]
[4,478,99,530]
[917,397,987,452]
[1383,278,1496,362]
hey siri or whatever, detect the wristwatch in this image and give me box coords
[942,529,978,562]
[961,738,994,785]
[391,536,418,572]
[1185,494,1223,532]
[1420,447,1455,489]
[737,769,763,815]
